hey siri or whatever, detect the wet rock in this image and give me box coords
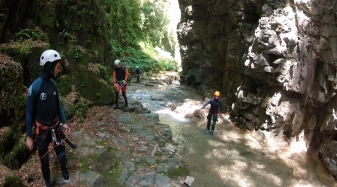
[142,113,160,125]
[134,156,143,163]
[137,171,156,186]
[165,144,177,158]
[156,163,168,173]
[119,161,136,184]
[194,109,206,118]
[115,148,131,160]
[159,124,173,139]
[95,149,118,174]
[154,174,181,187]
[125,172,143,186]
[144,156,156,165]
[78,171,104,187]
[158,136,169,147]
[156,151,164,158]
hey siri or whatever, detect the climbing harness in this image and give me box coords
[36,122,75,160]
[116,80,125,102]
[118,80,124,89]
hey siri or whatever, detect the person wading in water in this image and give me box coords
[201,91,224,135]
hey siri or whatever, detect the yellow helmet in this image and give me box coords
[214,91,220,97]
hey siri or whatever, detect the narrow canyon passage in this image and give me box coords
[128,75,326,187]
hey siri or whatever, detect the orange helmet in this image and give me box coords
[214,91,220,97]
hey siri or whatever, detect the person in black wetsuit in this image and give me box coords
[201,91,224,135]
[26,49,70,187]
[135,66,141,83]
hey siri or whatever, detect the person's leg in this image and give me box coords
[212,114,218,132]
[206,113,211,131]
[122,84,128,107]
[137,75,139,83]
[55,143,69,182]
[37,131,52,187]
[114,84,121,108]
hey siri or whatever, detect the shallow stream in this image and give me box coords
[128,77,326,187]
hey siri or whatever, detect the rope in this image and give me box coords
[38,126,70,160]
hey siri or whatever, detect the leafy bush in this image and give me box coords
[108,0,179,73]
[4,175,23,187]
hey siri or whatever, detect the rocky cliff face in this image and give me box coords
[177,0,337,182]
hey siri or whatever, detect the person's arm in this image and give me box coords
[26,81,40,137]
[112,70,116,83]
[58,101,67,124]
[201,100,212,109]
[124,68,129,83]
[58,97,71,134]
[26,80,40,150]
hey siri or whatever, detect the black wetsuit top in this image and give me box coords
[136,68,141,75]
[202,98,224,114]
[115,66,126,82]
[26,72,66,137]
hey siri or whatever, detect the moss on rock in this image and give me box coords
[0,52,34,169]
[167,166,190,178]
[72,64,114,105]
[58,75,72,97]
[4,175,23,187]
[3,136,29,170]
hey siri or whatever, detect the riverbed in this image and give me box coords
[127,74,327,187]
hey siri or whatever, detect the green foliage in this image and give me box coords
[15,28,43,41]
[3,127,14,141]
[3,136,29,170]
[59,29,71,40]
[14,39,43,57]
[4,175,23,187]
[103,157,122,186]
[108,0,179,73]
[97,64,110,82]
[58,75,72,96]
[73,45,82,59]
[76,98,90,122]
[80,152,100,174]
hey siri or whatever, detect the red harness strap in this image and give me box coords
[35,120,59,135]
[35,120,63,159]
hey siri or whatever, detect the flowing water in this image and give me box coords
[128,77,327,187]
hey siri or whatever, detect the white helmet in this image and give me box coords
[114,59,121,66]
[40,49,61,66]
[136,66,139,68]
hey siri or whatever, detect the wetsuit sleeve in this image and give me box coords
[58,101,67,123]
[25,81,39,137]
[112,70,116,83]
[125,68,129,81]
[201,100,212,109]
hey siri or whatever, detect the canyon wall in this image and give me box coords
[177,0,337,182]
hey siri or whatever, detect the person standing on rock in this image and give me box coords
[135,66,141,83]
[113,59,129,109]
[26,49,71,187]
[201,91,224,135]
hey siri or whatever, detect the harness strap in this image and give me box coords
[35,119,67,160]
[35,119,59,135]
